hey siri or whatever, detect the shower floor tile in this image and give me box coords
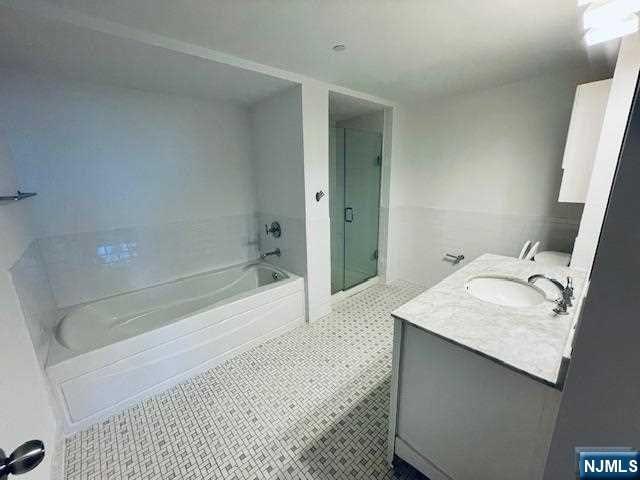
[61,282,427,480]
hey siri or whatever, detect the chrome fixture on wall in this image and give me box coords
[265,221,281,238]
[444,253,465,265]
[0,440,45,479]
[260,248,281,259]
[0,191,37,202]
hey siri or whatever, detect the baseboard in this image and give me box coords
[308,298,332,322]
[50,428,66,480]
[394,437,454,480]
[331,276,380,304]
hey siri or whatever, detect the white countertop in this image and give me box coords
[392,254,585,387]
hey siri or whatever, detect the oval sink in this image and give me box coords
[465,275,547,308]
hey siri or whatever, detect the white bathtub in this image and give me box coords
[46,261,305,431]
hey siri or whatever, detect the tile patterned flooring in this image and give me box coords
[62,282,426,480]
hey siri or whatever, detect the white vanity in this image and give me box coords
[388,254,585,480]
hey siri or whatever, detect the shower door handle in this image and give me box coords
[345,207,354,223]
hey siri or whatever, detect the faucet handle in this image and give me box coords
[566,276,574,297]
[560,277,574,307]
[553,303,569,316]
[265,221,282,238]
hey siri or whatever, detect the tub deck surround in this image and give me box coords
[392,254,585,387]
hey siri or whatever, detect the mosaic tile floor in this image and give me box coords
[63,282,427,480]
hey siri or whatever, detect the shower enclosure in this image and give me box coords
[330,127,383,294]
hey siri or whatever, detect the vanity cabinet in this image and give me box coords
[388,320,561,480]
[387,254,584,480]
[559,79,611,203]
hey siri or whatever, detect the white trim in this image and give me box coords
[387,317,403,464]
[331,276,380,304]
[308,298,332,323]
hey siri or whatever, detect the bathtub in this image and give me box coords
[46,261,305,431]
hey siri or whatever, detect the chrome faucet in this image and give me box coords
[260,248,281,259]
[528,274,574,315]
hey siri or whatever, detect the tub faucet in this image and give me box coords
[528,274,574,315]
[260,248,281,259]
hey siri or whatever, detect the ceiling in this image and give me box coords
[0,5,296,106]
[329,91,384,122]
[18,0,613,103]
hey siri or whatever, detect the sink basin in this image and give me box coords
[465,275,547,308]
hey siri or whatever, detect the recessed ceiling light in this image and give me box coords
[332,44,346,52]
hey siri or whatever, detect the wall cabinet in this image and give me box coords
[559,79,612,203]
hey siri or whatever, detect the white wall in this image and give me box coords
[571,35,640,273]
[0,137,58,480]
[2,71,256,237]
[387,69,595,287]
[251,85,307,281]
[301,82,331,321]
[379,108,397,283]
[252,86,306,221]
[252,83,332,323]
[393,70,588,218]
[1,71,259,306]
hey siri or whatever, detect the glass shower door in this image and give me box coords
[343,129,382,290]
[330,127,346,294]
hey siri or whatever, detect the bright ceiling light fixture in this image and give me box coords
[585,13,640,44]
[581,0,640,45]
[583,0,640,29]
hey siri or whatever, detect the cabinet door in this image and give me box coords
[559,79,612,203]
[396,326,561,480]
